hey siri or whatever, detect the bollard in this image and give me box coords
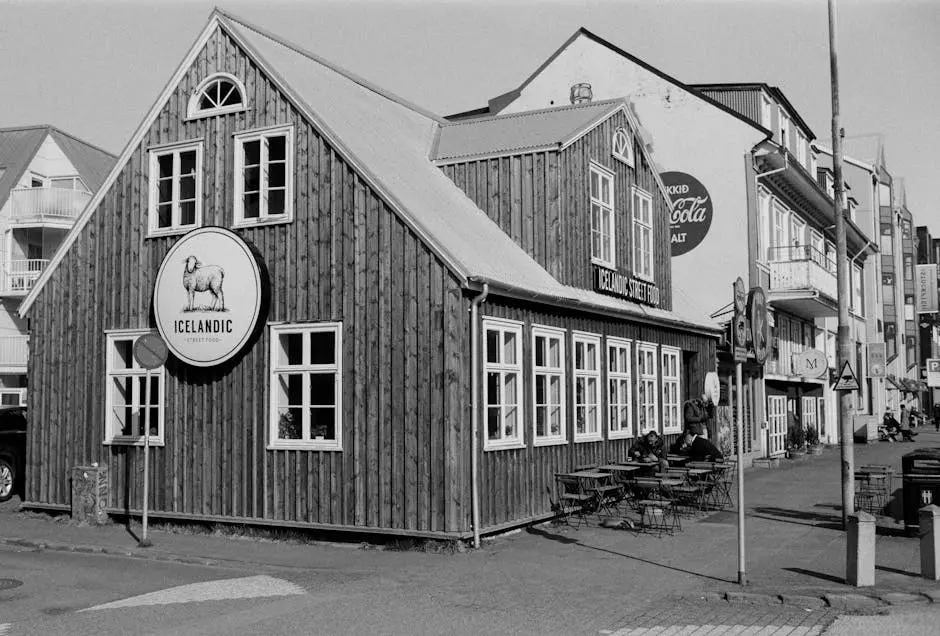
[846,511,875,587]
[920,504,940,581]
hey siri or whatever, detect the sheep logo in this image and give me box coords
[182,255,225,312]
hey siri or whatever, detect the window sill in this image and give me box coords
[608,431,635,440]
[633,272,655,284]
[147,226,201,240]
[184,106,250,122]
[232,215,294,229]
[103,437,165,447]
[613,153,635,169]
[574,434,603,444]
[484,440,525,452]
[533,437,567,448]
[591,257,616,270]
[267,441,343,452]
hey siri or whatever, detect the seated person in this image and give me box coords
[882,412,901,441]
[677,429,724,462]
[898,413,918,441]
[629,430,669,472]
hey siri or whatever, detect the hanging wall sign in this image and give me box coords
[916,264,938,313]
[593,265,661,307]
[661,171,713,256]
[792,349,828,379]
[747,286,769,365]
[154,227,263,367]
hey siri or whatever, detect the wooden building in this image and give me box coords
[20,10,720,541]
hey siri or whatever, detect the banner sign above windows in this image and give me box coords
[661,171,713,257]
[916,264,938,313]
[154,226,264,367]
[593,265,661,307]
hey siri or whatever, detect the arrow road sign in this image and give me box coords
[833,360,860,391]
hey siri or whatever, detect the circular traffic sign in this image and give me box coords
[733,277,746,314]
[133,333,169,370]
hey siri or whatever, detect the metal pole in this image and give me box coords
[139,369,153,548]
[736,361,746,585]
[829,0,855,531]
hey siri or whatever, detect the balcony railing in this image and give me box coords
[7,187,90,223]
[0,259,49,295]
[0,335,29,369]
[767,245,837,299]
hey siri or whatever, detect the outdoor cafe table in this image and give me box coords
[666,455,690,466]
[568,470,620,516]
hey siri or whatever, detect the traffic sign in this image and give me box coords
[747,287,768,365]
[133,333,169,370]
[733,277,746,314]
[833,360,860,391]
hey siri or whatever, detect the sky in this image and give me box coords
[1,0,938,234]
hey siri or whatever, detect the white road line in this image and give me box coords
[79,575,304,612]
[606,627,825,636]
[0,623,10,636]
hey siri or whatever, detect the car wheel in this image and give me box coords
[0,458,15,502]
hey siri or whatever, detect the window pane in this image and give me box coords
[503,332,516,365]
[503,373,517,405]
[535,374,545,405]
[535,336,545,367]
[487,407,500,440]
[179,201,196,226]
[243,193,260,219]
[179,174,195,201]
[219,81,241,107]
[268,162,286,188]
[268,189,286,216]
[310,407,335,439]
[548,337,559,367]
[549,375,561,405]
[179,151,196,176]
[503,406,517,439]
[309,373,335,406]
[277,373,303,406]
[267,135,286,161]
[279,332,304,366]
[158,154,173,178]
[244,166,260,193]
[199,93,215,110]
[310,331,335,365]
[276,407,302,439]
[549,406,561,436]
[157,179,172,204]
[487,372,500,406]
[113,339,133,370]
[157,203,172,228]
[536,406,546,438]
[590,171,599,198]
[601,176,610,204]
[244,140,261,166]
[486,330,499,363]
[585,343,596,371]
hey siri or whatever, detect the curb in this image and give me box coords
[682,588,940,610]
[0,537,224,568]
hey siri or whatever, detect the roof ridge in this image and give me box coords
[215,8,446,125]
[0,124,51,134]
[47,126,118,159]
[441,98,624,128]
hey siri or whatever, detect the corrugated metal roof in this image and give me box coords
[0,125,115,210]
[0,127,47,209]
[221,13,720,333]
[433,100,622,162]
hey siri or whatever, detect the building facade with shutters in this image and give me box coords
[19,11,720,538]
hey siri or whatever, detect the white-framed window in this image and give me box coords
[637,342,658,435]
[148,141,203,235]
[573,332,602,442]
[757,186,771,262]
[760,95,772,130]
[104,330,165,446]
[590,163,615,267]
[632,186,654,281]
[796,130,808,167]
[0,388,26,406]
[187,73,247,118]
[484,318,524,450]
[532,325,566,445]
[234,125,294,226]
[661,347,681,434]
[771,200,789,260]
[789,215,806,249]
[269,322,343,451]
[607,337,633,439]
[852,263,864,315]
[612,127,634,167]
[779,112,791,151]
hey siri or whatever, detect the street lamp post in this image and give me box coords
[828,0,855,531]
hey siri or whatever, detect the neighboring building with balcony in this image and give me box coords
[0,125,114,401]
[694,83,877,451]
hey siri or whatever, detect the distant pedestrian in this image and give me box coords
[933,403,940,432]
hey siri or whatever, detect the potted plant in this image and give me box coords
[787,425,806,459]
[804,425,822,455]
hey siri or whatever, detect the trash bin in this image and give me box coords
[902,448,940,533]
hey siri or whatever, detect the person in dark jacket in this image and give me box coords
[683,394,714,438]
[629,430,669,471]
[676,429,724,462]
[933,403,940,432]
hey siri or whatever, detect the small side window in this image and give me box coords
[187,73,248,118]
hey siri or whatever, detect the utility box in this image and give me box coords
[71,464,109,526]
[902,448,940,534]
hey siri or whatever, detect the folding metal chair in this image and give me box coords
[554,473,595,529]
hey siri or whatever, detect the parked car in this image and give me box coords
[0,406,26,502]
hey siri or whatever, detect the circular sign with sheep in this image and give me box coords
[153,226,262,367]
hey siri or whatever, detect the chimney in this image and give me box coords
[570,82,593,105]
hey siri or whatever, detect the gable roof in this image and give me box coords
[20,10,721,335]
[433,99,625,162]
[0,125,115,211]
[449,27,767,139]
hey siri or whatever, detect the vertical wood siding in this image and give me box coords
[696,88,761,128]
[26,26,472,536]
[441,110,673,311]
[477,298,715,529]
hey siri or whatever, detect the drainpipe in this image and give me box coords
[469,282,489,549]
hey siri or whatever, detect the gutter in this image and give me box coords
[469,283,489,549]
[754,145,788,180]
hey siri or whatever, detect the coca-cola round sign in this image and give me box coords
[661,171,713,256]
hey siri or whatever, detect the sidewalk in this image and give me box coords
[3,431,940,632]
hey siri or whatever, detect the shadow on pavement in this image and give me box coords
[752,506,843,530]
[784,567,846,585]
[876,564,919,578]
[525,525,734,584]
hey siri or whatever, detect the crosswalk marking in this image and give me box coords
[79,575,304,612]
[606,626,824,636]
[0,623,10,635]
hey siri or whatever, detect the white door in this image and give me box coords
[802,397,818,433]
[768,396,787,456]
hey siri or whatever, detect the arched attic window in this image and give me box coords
[187,73,247,118]
[612,127,634,168]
